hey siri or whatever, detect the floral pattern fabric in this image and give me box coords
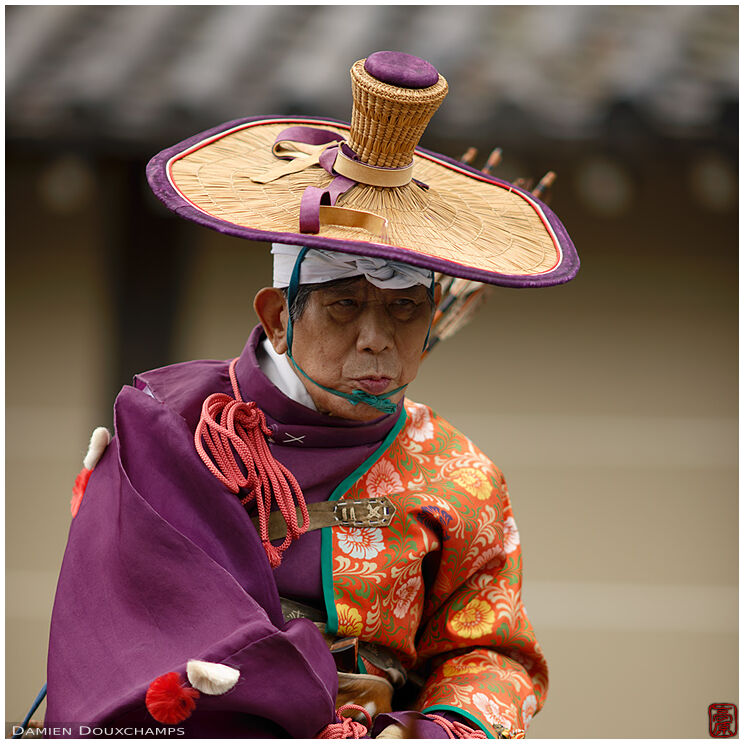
[327,400,548,738]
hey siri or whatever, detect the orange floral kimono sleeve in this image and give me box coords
[324,401,548,738]
[412,470,548,738]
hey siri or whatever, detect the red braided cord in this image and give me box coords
[426,713,488,739]
[316,704,371,739]
[226,354,243,401]
[194,358,309,567]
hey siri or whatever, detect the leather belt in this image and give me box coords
[280,596,327,623]
[254,496,396,541]
[279,597,407,688]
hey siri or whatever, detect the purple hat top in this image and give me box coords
[364,51,440,89]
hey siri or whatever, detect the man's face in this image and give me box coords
[289,276,437,420]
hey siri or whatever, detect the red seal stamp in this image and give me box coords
[709,703,737,737]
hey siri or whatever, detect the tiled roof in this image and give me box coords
[6,5,737,146]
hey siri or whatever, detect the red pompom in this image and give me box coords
[145,672,199,724]
[71,467,92,518]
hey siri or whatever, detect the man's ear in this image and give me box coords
[433,281,443,306]
[253,287,289,354]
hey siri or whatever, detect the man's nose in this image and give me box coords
[356,304,394,353]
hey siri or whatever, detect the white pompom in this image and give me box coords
[186,659,240,695]
[83,427,111,470]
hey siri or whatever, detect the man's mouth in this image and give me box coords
[353,377,393,395]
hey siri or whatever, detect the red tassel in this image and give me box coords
[145,672,199,724]
[264,543,282,569]
[71,467,92,518]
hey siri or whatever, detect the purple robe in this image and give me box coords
[45,327,468,738]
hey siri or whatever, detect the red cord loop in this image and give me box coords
[194,358,309,567]
[426,713,488,739]
[316,704,371,739]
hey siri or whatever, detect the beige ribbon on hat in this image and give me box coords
[332,148,414,187]
[249,133,403,238]
[251,138,414,188]
[318,205,388,240]
[250,140,332,184]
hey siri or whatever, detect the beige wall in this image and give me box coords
[6,154,737,737]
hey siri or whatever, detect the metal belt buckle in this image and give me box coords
[333,496,396,528]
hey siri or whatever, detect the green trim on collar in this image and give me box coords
[321,404,408,635]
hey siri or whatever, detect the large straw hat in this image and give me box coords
[147,51,579,288]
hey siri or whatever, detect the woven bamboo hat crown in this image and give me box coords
[347,52,448,168]
[147,51,579,288]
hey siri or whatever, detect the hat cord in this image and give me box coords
[287,348,405,415]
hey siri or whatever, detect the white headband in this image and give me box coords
[271,243,433,290]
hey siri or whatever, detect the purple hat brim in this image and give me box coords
[146,115,579,289]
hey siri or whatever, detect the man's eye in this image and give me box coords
[390,298,418,311]
[388,298,423,319]
[335,299,358,307]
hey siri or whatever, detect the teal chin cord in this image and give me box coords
[286,350,405,414]
[284,247,435,415]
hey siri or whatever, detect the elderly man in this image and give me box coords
[45,52,578,738]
